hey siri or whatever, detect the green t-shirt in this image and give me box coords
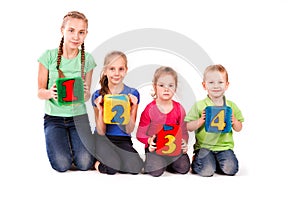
[38,48,97,117]
[184,96,244,151]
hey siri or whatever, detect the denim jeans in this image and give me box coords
[191,148,238,177]
[43,114,95,172]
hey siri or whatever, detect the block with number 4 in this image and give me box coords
[205,106,232,133]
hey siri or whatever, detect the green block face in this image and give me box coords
[56,77,84,106]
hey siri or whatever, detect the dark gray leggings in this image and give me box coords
[94,135,144,175]
[143,148,190,177]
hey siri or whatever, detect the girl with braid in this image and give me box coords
[91,51,144,175]
[37,11,97,172]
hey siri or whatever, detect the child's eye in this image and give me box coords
[168,84,175,89]
[158,84,164,88]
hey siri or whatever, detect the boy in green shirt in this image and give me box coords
[185,64,244,177]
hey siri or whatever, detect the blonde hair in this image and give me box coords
[203,64,229,82]
[99,51,128,96]
[152,66,178,98]
[56,11,88,79]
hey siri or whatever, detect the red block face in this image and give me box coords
[156,124,182,156]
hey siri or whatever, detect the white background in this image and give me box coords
[1,0,299,199]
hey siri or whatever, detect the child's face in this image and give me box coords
[61,18,88,49]
[202,70,229,99]
[104,56,127,86]
[154,74,176,101]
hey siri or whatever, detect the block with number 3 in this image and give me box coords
[156,124,182,156]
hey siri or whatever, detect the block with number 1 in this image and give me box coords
[56,77,84,106]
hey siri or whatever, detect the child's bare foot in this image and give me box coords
[94,161,100,172]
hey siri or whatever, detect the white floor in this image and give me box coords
[2,129,296,200]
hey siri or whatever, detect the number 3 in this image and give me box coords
[162,135,176,154]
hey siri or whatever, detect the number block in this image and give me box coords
[205,106,232,133]
[56,77,84,106]
[103,94,130,125]
[156,124,182,156]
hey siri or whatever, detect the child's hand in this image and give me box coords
[181,139,188,154]
[94,96,103,111]
[128,94,138,106]
[148,135,157,152]
[231,109,243,132]
[199,109,206,124]
[231,113,238,125]
[49,84,57,100]
[83,82,90,101]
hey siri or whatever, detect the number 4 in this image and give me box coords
[210,109,226,131]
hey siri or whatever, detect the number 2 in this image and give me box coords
[111,105,125,124]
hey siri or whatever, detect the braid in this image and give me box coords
[57,36,65,78]
[81,43,85,80]
[99,74,109,96]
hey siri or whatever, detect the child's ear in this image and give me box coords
[202,82,206,90]
[225,82,230,90]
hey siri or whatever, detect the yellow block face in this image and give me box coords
[103,94,130,125]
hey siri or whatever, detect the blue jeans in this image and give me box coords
[43,114,95,172]
[192,148,238,177]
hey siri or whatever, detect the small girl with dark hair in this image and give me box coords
[91,51,143,175]
[37,11,97,172]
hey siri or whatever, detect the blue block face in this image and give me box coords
[205,106,232,133]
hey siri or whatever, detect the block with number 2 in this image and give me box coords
[103,94,130,125]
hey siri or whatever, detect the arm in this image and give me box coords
[37,63,57,100]
[179,105,189,154]
[186,109,206,132]
[93,96,106,135]
[232,113,243,132]
[124,93,138,134]
[136,105,151,147]
[83,69,93,102]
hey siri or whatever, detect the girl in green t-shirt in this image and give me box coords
[37,11,97,172]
